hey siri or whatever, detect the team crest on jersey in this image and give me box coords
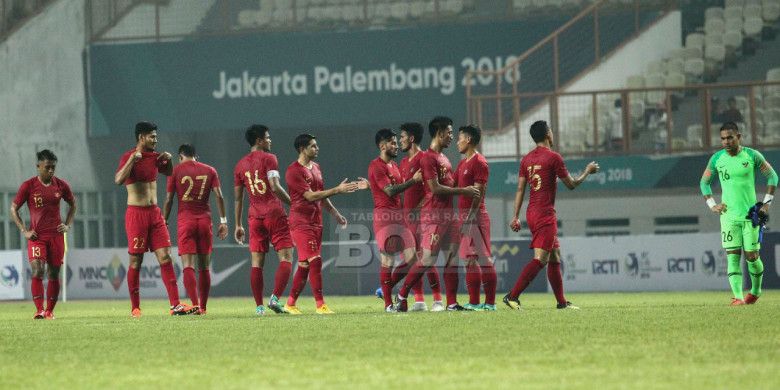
[742,162,749,168]
[55,192,61,198]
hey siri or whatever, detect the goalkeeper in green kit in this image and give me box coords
[700,122,777,305]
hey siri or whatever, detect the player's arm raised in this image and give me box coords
[561,161,600,190]
[114,148,142,185]
[302,178,358,202]
[213,185,228,240]
[383,170,422,197]
[510,176,527,232]
[701,155,726,214]
[268,170,292,206]
[233,185,246,245]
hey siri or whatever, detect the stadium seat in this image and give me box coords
[705,18,725,35]
[682,46,703,59]
[238,10,258,27]
[705,33,724,46]
[763,121,780,142]
[724,6,743,20]
[257,9,272,26]
[645,73,665,105]
[684,58,705,83]
[646,61,664,75]
[664,72,686,88]
[735,95,750,112]
[725,0,745,8]
[665,58,685,75]
[687,124,703,147]
[705,7,724,21]
[390,2,410,20]
[744,16,764,39]
[766,107,780,122]
[725,17,744,31]
[685,33,705,50]
[744,4,763,20]
[764,2,780,22]
[704,44,725,76]
[710,124,724,146]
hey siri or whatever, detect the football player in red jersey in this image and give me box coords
[163,144,228,315]
[11,150,76,319]
[284,133,367,314]
[505,120,599,310]
[393,116,480,312]
[454,125,497,311]
[368,129,422,312]
[397,123,444,312]
[233,125,296,315]
[114,121,197,317]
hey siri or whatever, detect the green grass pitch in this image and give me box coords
[1,292,779,389]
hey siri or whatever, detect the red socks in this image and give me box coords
[287,264,309,306]
[160,262,181,307]
[391,262,410,286]
[45,279,60,312]
[510,259,545,298]
[31,277,44,312]
[465,263,482,305]
[380,265,393,307]
[183,267,199,307]
[427,267,443,302]
[127,266,140,310]
[481,263,497,305]
[250,267,264,306]
[412,277,425,302]
[547,261,567,305]
[443,264,459,306]
[399,262,427,298]
[273,261,292,297]
[308,258,324,307]
[198,268,210,311]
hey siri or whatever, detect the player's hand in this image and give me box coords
[510,218,521,232]
[56,224,70,233]
[234,226,246,245]
[760,202,770,216]
[586,161,600,174]
[218,223,228,240]
[460,218,476,235]
[158,152,172,162]
[711,203,727,215]
[335,213,348,228]
[354,177,370,190]
[132,146,143,161]
[464,185,481,198]
[412,169,422,183]
[24,230,38,240]
[337,178,358,194]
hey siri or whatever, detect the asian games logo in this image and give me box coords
[106,256,127,291]
[0,265,20,287]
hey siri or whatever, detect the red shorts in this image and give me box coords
[421,221,459,254]
[177,216,212,255]
[405,218,422,253]
[459,215,492,260]
[291,226,323,261]
[249,214,294,253]
[27,234,65,267]
[374,220,415,254]
[125,205,171,255]
[528,218,560,251]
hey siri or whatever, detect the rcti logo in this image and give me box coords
[106,256,127,291]
[592,259,619,275]
[701,250,727,277]
[667,257,695,273]
[1,265,20,287]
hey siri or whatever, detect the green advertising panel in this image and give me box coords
[88,18,574,136]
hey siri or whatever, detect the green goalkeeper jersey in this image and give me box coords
[704,147,766,222]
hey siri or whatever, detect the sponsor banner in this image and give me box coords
[0,251,24,300]
[559,233,732,292]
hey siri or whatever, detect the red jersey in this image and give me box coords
[13,176,74,236]
[234,151,284,218]
[286,161,324,228]
[117,149,168,184]
[420,149,455,222]
[167,161,220,218]
[519,146,569,221]
[368,157,404,224]
[455,153,489,212]
[399,151,425,212]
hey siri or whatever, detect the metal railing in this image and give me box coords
[474,80,780,159]
[464,0,679,155]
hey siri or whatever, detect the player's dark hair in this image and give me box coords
[178,144,196,158]
[245,124,269,147]
[375,128,396,148]
[36,149,57,162]
[459,124,481,145]
[530,120,550,143]
[294,133,316,153]
[428,116,453,138]
[720,121,739,133]
[135,121,158,141]
[400,122,424,145]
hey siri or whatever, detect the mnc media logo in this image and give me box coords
[701,250,727,277]
[592,259,619,275]
[1,265,20,287]
[563,255,589,281]
[625,252,661,279]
